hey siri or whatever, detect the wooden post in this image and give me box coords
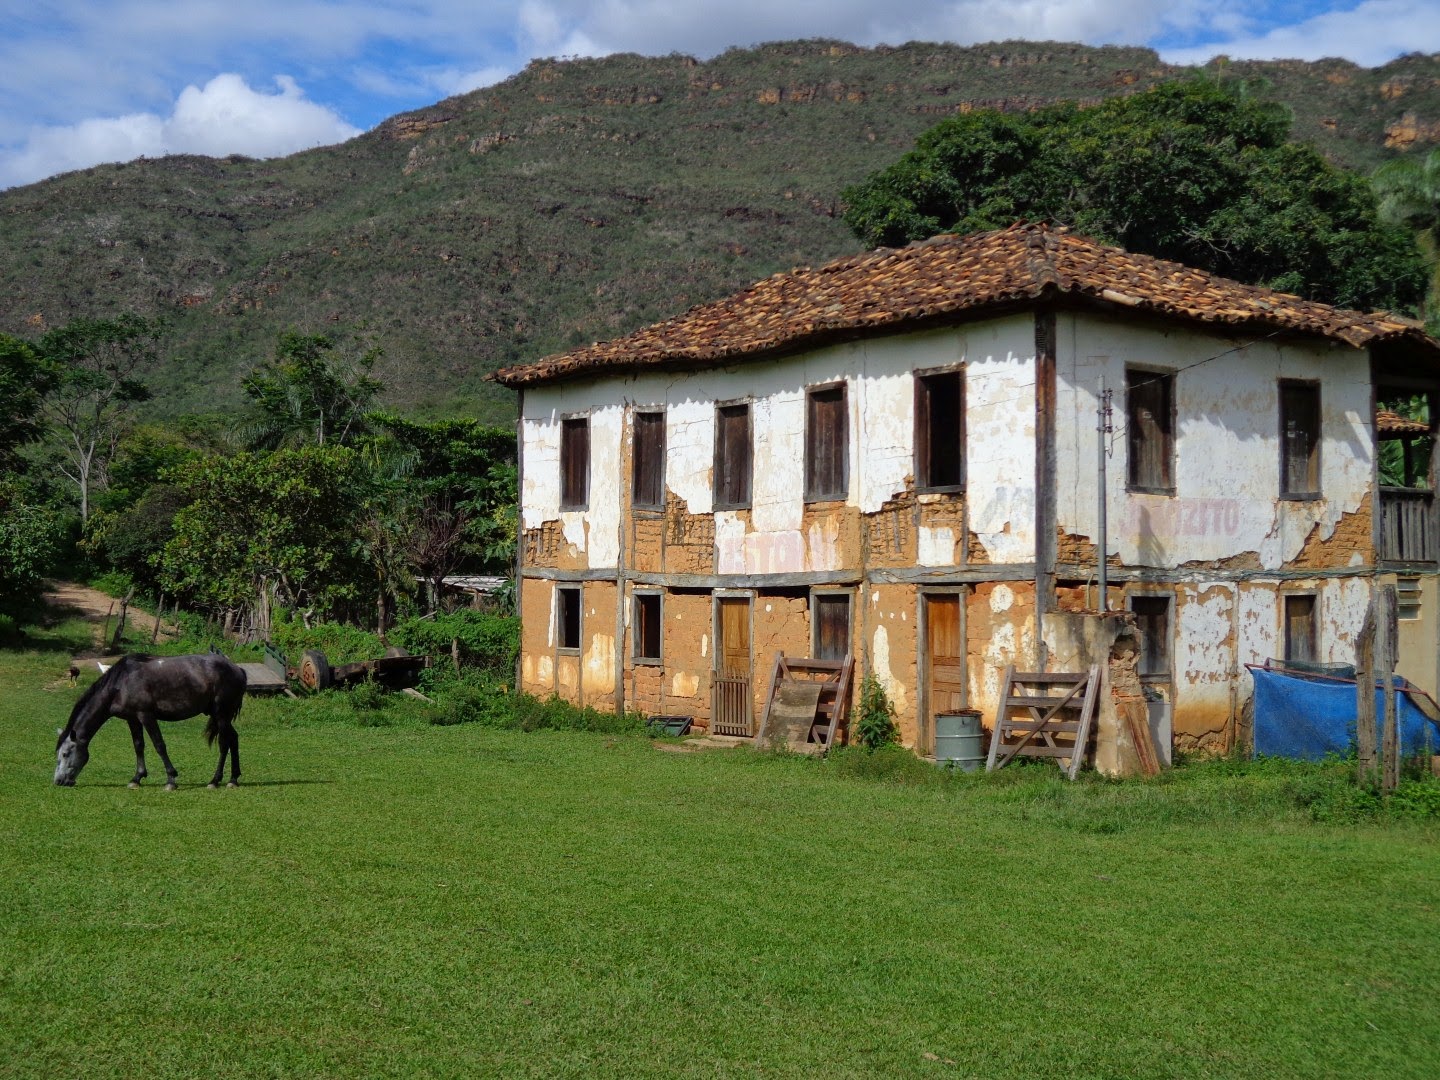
[1355,593,1377,786]
[150,591,165,645]
[1379,583,1401,794]
[109,587,135,651]
[451,637,461,676]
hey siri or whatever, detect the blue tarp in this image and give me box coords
[1252,666,1440,760]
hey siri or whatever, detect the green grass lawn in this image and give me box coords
[3,621,1439,1078]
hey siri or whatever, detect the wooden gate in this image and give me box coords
[712,596,753,736]
[985,666,1100,780]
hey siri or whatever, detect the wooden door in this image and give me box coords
[713,596,752,735]
[924,594,965,749]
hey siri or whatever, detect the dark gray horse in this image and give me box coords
[55,654,246,789]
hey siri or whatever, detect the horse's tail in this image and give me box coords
[206,662,246,745]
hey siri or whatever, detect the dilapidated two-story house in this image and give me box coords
[494,223,1440,762]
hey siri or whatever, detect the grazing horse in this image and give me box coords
[55,654,247,789]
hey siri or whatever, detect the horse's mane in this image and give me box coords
[63,655,153,734]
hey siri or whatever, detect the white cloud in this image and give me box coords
[1160,0,1440,67]
[512,0,1220,59]
[0,73,360,188]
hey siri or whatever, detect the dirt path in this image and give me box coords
[43,581,172,655]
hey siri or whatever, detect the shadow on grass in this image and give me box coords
[64,779,336,790]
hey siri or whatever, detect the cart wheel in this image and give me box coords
[300,649,332,691]
[382,646,410,658]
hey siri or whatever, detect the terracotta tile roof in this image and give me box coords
[1376,409,1432,437]
[493,223,1438,388]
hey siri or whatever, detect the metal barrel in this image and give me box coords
[934,711,985,771]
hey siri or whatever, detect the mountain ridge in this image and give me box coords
[2,39,1437,422]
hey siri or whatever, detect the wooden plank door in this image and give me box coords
[924,593,965,752]
[713,596,753,736]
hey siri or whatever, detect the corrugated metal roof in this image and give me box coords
[494,223,1437,388]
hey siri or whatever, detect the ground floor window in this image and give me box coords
[1283,593,1317,665]
[556,585,581,651]
[811,591,852,661]
[634,591,661,663]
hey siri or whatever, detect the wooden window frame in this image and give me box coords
[713,399,753,510]
[809,589,854,662]
[631,409,666,511]
[633,589,663,665]
[914,366,966,494]
[1279,380,1322,501]
[804,381,849,503]
[1282,591,1320,666]
[556,584,582,653]
[559,413,590,511]
[1126,366,1176,495]
[1127,592,1173,683]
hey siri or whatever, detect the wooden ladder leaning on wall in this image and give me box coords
[985,665,1101,780]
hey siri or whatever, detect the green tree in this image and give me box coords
[160,446,375,626]
[843,80,1427,313]
[36,315,160,523]
[240,331,383,449]
[367,415,518,610]
[0,477,67,608]
[0,334,55,470]
[1373,147,1440,326]
[84,425,205,593]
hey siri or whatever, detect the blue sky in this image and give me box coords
[1,1,1437,189]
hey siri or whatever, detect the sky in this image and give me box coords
[1,1,1438,190]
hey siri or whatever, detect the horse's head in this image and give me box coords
[54,727,88,786]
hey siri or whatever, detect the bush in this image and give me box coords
[394,611,519,676]
[424,679,645,734]
[854,674,899,750]
[270,617,384,665]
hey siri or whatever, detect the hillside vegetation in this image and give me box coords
[2,40,1439,421]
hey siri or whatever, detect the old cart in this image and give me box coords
[297,646,430,692]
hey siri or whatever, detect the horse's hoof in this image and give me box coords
[226,781,239,789]
[128,781,140,790]
[207,782,219,790]
[164,783,177,792]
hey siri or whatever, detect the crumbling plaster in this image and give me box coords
[1053,313,1373,571]
[519,314,1038,573]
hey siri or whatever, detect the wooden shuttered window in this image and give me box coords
[632,410,665,509]
[714,403,752,509]
[1280,381,1321,498]
[812,592,851,661]
[915,370,964,492]
[559,416,589,510]
[1126,368,1174,492]
[1284,594,1317,665]
[633,592,661,662]
[805,383,848,501]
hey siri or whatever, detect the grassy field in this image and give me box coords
[3,619,1440,1077]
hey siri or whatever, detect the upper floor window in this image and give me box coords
[1127,368,1174,493]
[632,410,665,510]
[805,383,848,501]
[915,370,964,492]
[1280,381,1320,498]
[560,416,589,510]
[714,402,752,509]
